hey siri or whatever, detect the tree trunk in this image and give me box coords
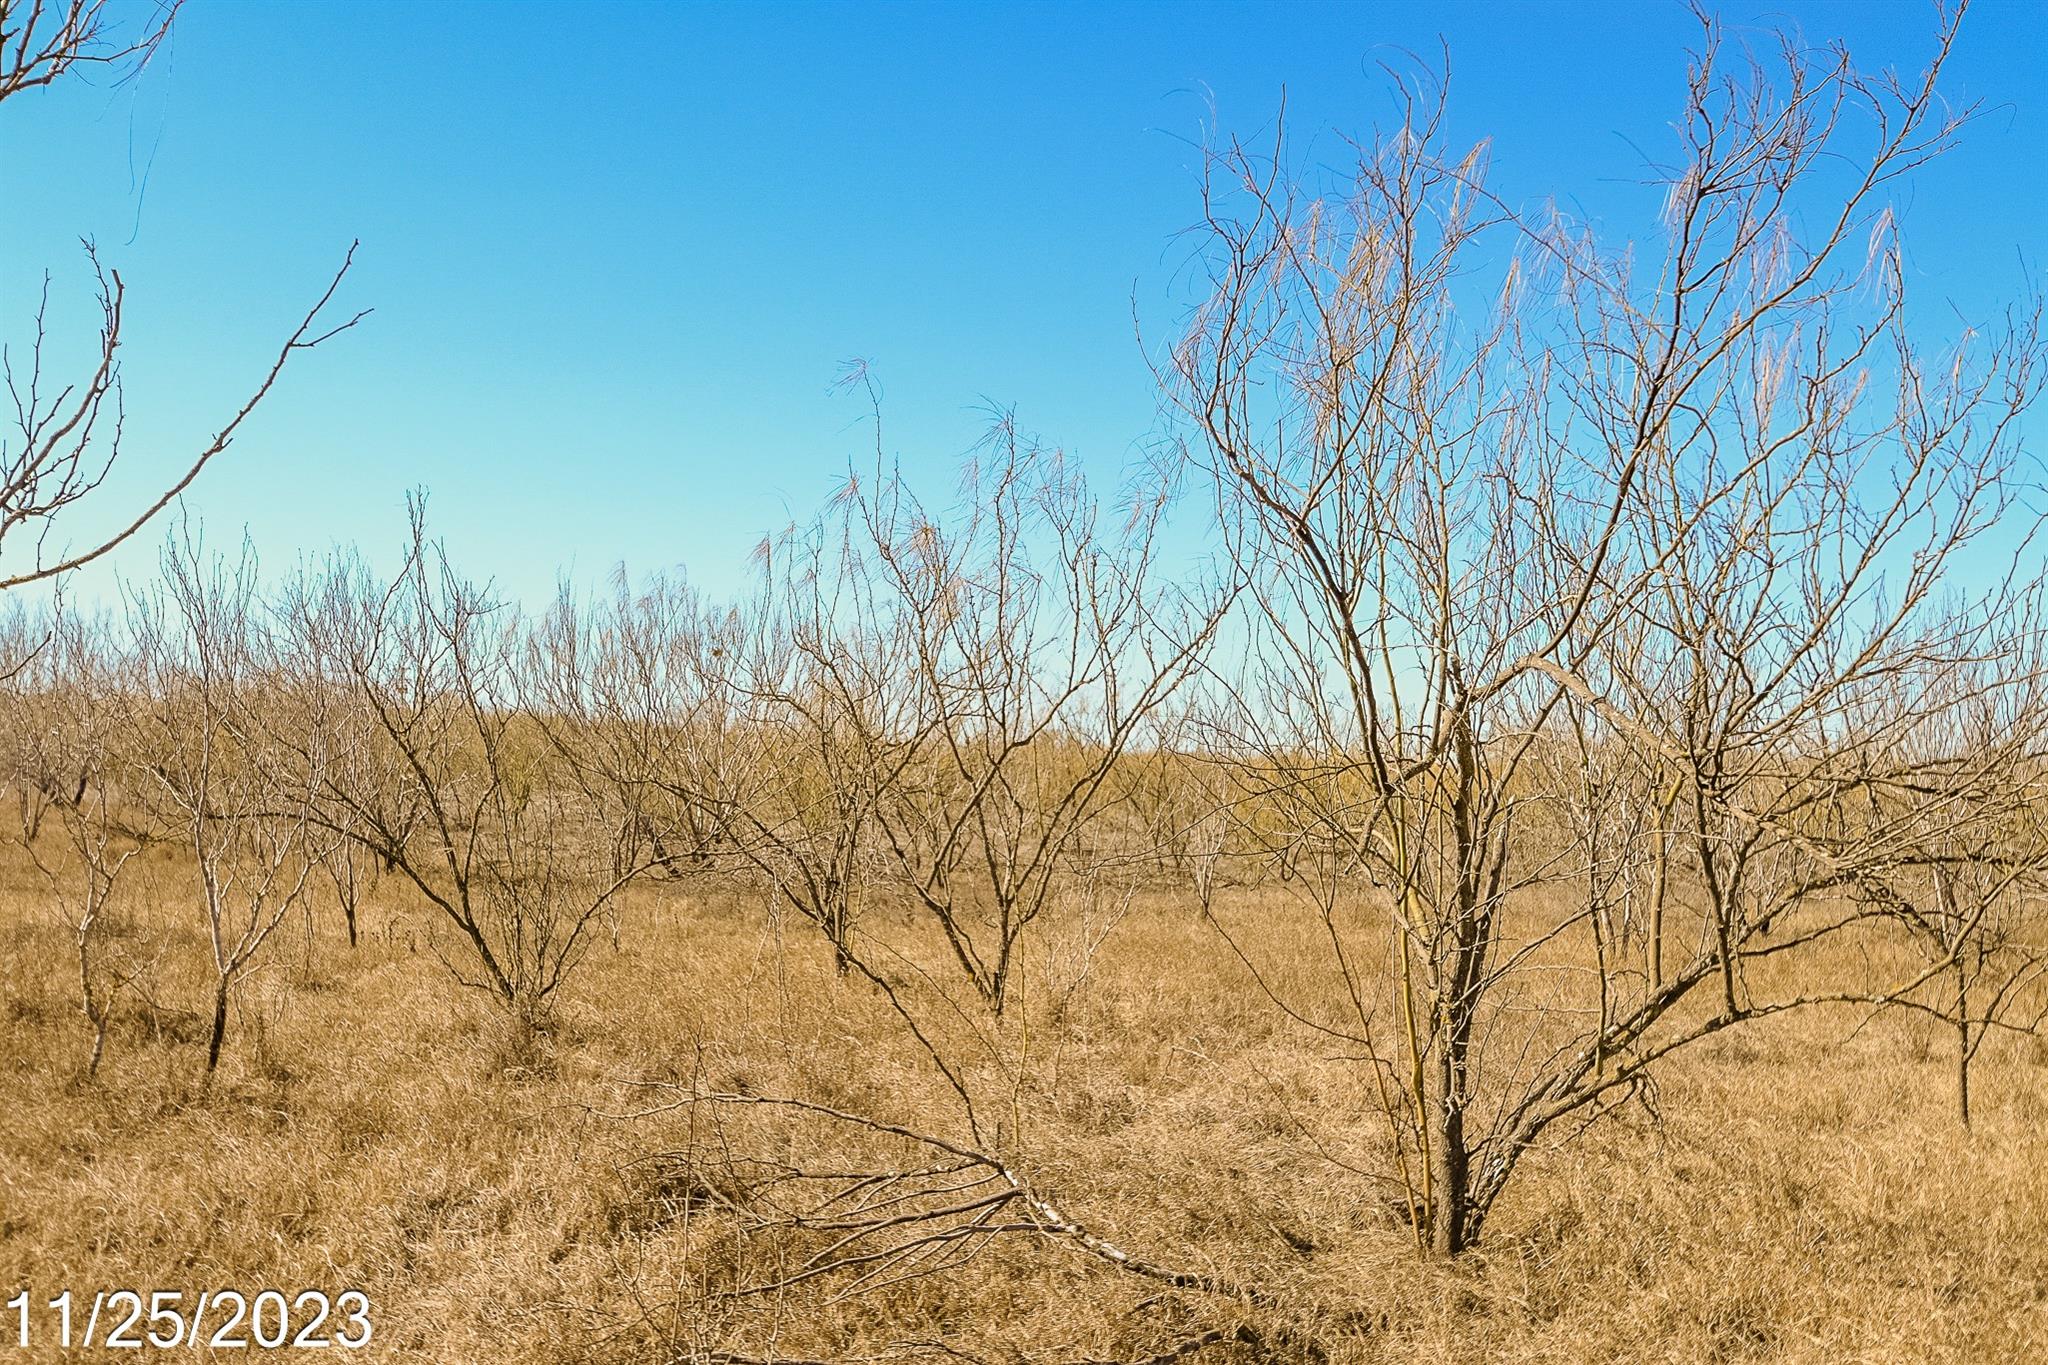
[1431,1048,1471,1256]
[1432,705,1484,1257]
[79,949,109,1080]
[205,977,229,1075]
[828,894,852,977]
[1955,959,1971,1129]
[87,1013,109,1079]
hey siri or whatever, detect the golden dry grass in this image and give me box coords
[2,839,2045,1363]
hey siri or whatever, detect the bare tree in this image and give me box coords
[592,423,1257,1361]
[717,478,939,977]
[645,387,1222,997]
[1169,6,2043,1254]
[1819,651,2048,1127]
[0,606,88,842]
[278,507,645,1024]
[5,600,153,1076]
[1115,727,1238,914]
[129,529,328,1075]
[313,825,376,949]
[525,572,744,898]
[837,416,1220,1011]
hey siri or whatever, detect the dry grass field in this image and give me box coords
[4,835,2045,1364]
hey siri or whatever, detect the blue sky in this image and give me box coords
[3,0,2044,607]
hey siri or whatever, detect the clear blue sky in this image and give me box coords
[4,0,2043,607]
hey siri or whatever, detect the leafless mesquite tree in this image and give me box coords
[527,550,931,988]
[313,821,376,949]
[1810,651,2048,1127]
[0,604,91,841]
[720,526,914,978]
[810,415,1224,1011]
[277,509,646,1022]
[619,431,1253,1354]
[1113,728,1237,913]
[129,531,329,1075]
[261,572,395,952]
[1169,6,2045,1254]
[528,575,734,899]
[5,601,153,1076]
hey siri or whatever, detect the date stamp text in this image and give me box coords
[6,1289,371,1350]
